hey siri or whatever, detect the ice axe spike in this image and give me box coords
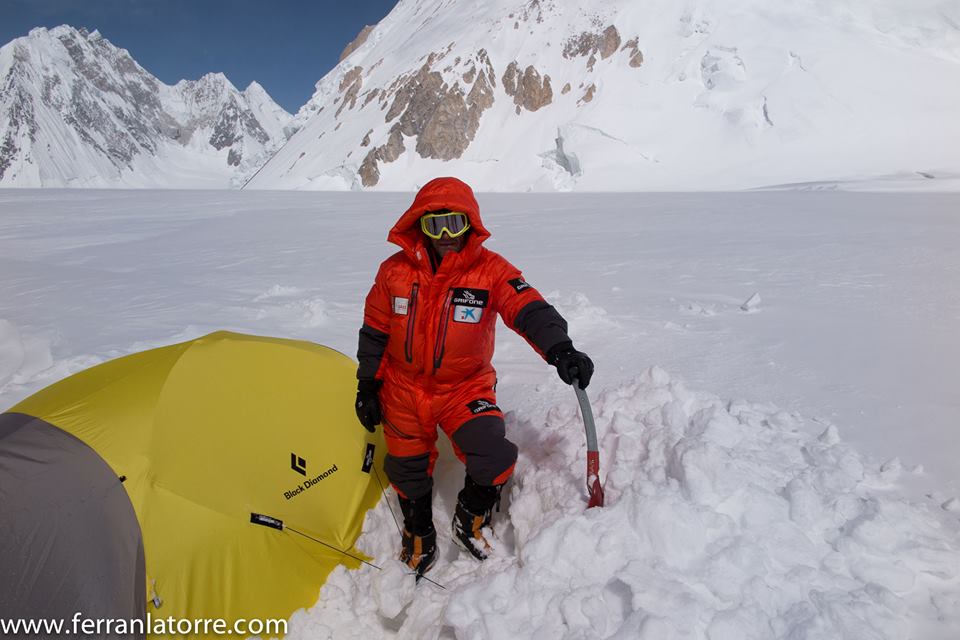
[573,377,604,508]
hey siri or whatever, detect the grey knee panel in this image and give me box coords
[384,452,433,500]
[451,415,518,486]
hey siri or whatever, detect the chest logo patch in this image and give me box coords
[452,288,489,307]
[454,305,483,323]
[451,288,488,324]
[393,297,409,315]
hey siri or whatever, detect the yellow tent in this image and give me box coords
[0,331,384,638]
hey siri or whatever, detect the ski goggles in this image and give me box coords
[420,212,471,239]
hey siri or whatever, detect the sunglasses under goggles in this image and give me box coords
[420,212,471,239]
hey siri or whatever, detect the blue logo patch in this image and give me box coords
[454,305,483,323]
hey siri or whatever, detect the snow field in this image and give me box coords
[1,189,958,638]
[288,367,960,639]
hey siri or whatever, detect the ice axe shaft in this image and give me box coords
[573,377,604,508]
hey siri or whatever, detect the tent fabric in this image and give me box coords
[0,412,146,636]
[0,331,385,638]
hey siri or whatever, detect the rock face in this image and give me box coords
[360,124,405,186]
[502,62,553,113]
[357,48,497,186]
[339,25,375,62]
[579,84,596,105]
[336,66,364,117]
[245,0,661,190]
[622,37,644,67]
[563,25,624,71]
[0,26,292,187]
[254,0,660,189]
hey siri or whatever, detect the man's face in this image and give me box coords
[428,231,466,258]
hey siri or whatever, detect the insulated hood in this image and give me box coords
[388,177,491,261]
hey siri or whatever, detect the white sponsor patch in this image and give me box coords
[454,305,482,323]
[393,297,409,315]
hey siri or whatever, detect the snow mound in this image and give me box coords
[544,291,618,335]
[288,368,960,639]
[0,319,54,389]
[0,319,103,403]
[254,296,331,328]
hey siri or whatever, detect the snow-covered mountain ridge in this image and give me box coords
[0,26,293,188]
[247,0,960,191]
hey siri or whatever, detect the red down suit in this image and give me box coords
[357,177,572,499]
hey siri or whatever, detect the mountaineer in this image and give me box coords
[354,176,593,577]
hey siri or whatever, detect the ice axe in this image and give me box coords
[573,376,604,508]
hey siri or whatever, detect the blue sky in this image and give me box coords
[3,0,399,113]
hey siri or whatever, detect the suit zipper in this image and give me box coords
[433,288,455,371]
[383,417,416,440]
[404,283,419,363]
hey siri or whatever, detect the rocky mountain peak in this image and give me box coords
[255,0,646,189]
[0,26,293,187]
[246,0,960,192]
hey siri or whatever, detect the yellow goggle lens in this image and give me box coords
[420,212,471,239]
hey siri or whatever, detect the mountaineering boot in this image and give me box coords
[398,493,437,578]
[452,475,504,561]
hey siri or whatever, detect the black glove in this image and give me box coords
[355,379,383,432]
[547,343,594,389]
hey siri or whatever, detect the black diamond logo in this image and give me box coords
[291,453,307,476]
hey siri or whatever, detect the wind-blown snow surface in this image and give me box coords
[1,190,958,638]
